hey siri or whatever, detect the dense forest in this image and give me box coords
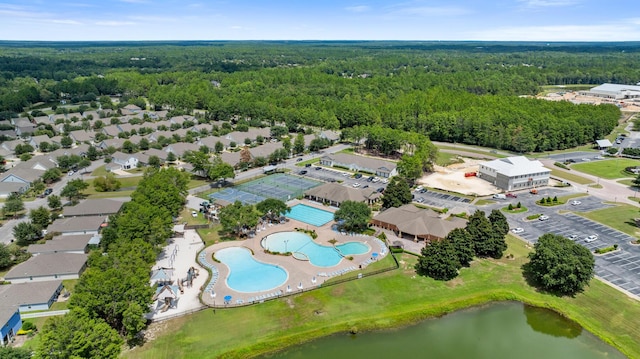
[1,41,638,152]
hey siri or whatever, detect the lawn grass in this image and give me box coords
[502,206,528,214]
[90,164,109,177]
[549,168,594,185]
[571,158,640,180]
[196,224,223,247]
[125,236,640,359]
[474,199,495,206]
[435,151,463,166]
[187,178,209,189]
[579,204,640,238]
[436,145,508,159]
[618,179,635,187]
[295,158,319,167]
[557,193,588,202]
[179,208,210,226]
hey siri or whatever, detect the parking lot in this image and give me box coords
[299,166,387,193]
[502,191,640,297]
[547,151,607,164]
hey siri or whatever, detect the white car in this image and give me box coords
[191,211,198,217]
[538,215,549,221]
[571,200,581,206]
[511,228,525,234]
[567,234,579,241]
[585,235,598,243]
[352,183,361,188]
[415,185,424,192]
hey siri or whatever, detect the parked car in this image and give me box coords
[299,170,307,175]
[567,234,579,240]
[538,215,549,221]
[377,187,384,193]
[315,167,322,170]
[363,185,369,189]
[191,211,198,217]
[354,173,363,179]
[493,194,506,199]
[571,200,581,206]
[506,193,517,198]
[416,197,425,203]
[305,163,312,168]
[296,158,303,162]
[419,188,428,194]
[585,235,598,243]
[415,185,424,192]
[352,183,361,188]
[511,228,525,234]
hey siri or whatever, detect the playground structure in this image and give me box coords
[178,266,200,294]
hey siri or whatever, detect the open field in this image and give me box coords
[549,168,594,185]
[572,158,640,180]
[126,236,640,359]
[580,204,640,238]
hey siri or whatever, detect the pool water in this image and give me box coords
[286,204,334,227]
[263,232,369,267]
[215,247,288,293]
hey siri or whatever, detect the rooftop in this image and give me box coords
[5,253,88,280]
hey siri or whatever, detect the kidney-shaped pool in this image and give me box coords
[214,247,288,293]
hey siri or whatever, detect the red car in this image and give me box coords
[506,193,517,198]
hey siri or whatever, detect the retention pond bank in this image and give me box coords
[261,302,626,359]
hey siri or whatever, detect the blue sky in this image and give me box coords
[0,0,638,41]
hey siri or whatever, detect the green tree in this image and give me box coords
[281,136,292,155]
[523,233,595,295]
[256,198,289,222]
[0,347,32,359]
[208,157,235,182]
[415,239,460,281]
[148,155,161,168]
[446,228,475,267]
[219,201,261,237]
[13,221,41,246]
[122,140,137,154]
[293,132,305,154]
[0,243,12,269]
[333,200,372,232]
[47,194,62,210]
[166,151,177,162]
[60,135,73,148]
[60,179,89,202]
[465,210,505,258]
[214,141,224,153]
[77,158,92,174]
[42,168,63,184]
[633,173,640,188]
[93,173,122,192]
[36,308,123,359]
[3,193,24,217]
[87,145,100,160]
[488,209,509,238]
[29,206,50,230]
[397,154,423,183]
[381,176,412,208]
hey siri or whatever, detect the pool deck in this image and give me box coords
[200,200,387,307]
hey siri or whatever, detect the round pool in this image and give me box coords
[214,247,288,293]
[263,231,370,267]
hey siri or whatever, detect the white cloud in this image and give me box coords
[390,6,470,16]
[50,19,82,25]
[345,5,371,13]
[518,0,579,8]
[95,21,136,26]
[470,23,640,41]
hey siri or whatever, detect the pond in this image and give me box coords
[260,302,626,359]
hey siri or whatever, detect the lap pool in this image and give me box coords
[214,247,288,293]
[263,231,370,267]
[286,204,334,227]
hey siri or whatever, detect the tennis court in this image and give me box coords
[209,174,322,205]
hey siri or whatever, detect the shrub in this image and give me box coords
[508,203,514,210]
[554,162,569,170]
[516,202,522,208]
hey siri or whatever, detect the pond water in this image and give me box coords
[261,302,626,359]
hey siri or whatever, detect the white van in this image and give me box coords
[492,194,506,199]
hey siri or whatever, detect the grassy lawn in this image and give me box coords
[549,168,594,185]
[187,178,209,189]
[474,199,495,206]
[90,165,109,177]
[435,151,464,166]
[437,145,508,159]
[618,179,635,187]
[125,236,640,359]
[502,206,527,214]
[295,158,319,167]
[196,224,223,247]
[178,208,210,226]
[571,158,640,180]
[579,204,640,238]
[557,193,588,202]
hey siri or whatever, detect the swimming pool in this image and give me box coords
[286,204,334,227]
[214,247,288,293]
[263,231,369,267]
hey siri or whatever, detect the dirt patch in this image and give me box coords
[417,158,500,196]
[446,277,465,287]
[330,286,345,297]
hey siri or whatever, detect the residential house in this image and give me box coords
[1,139,24,154]
[143,148,169,161]
[197,136,232,151]
[0,281,63,312]
[27,235,92,255]
[166,142,200,158]
[96,138,125,151]
[69,130,94,143]
[101,124,122,137]
[47,216,106,236]
[4,252,88,283]
[33,115,53,126]
[62,199,125,217]
[320,153,398,178]
[28,135,53,150]
[319,130,341,143]
[111,151,140,169]
[0,306,21,346]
